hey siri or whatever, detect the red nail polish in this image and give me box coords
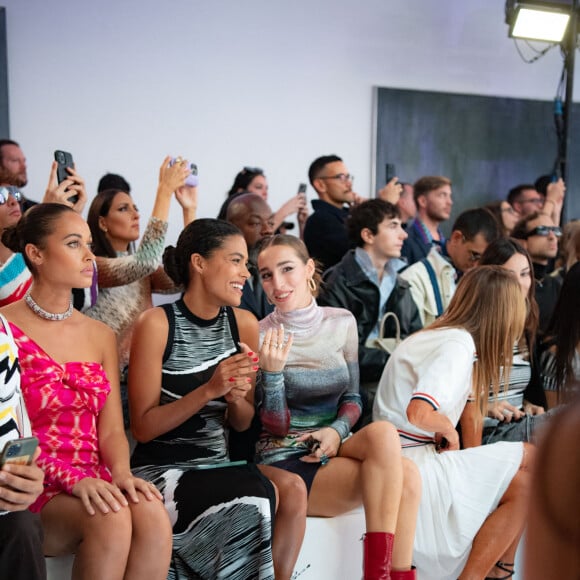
[228,377,235,382]
[247,351,254,356]
[252,357,259,362]
[252,365,259,371]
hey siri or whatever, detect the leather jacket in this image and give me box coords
[319,250,422,383]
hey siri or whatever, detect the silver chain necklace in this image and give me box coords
[24,291,73,321]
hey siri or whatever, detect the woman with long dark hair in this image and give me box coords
[541,261,580,405]
[85,157,194,424]
[478,238,552,443]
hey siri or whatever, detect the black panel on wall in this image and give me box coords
[375,87,580,233]
[0,8,8,137]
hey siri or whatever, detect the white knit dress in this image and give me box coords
[373,327,523,580]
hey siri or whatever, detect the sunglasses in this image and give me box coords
[525,225,562,238]
[0,186,23,205]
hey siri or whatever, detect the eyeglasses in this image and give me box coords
[0,186,23,205]
[242,166,264,175]
[461,235,483,262]
[519,197,544,206]
[467,250,483,263]
[318,173,354,183]
[525,225,562,238]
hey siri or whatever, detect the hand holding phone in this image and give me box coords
[385,163,397,184]
[170,157,198,187]
[54,150,79,203]
[0,436,39,467]
[54,150,74,184]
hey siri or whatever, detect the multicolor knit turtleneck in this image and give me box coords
[255,300,362,464]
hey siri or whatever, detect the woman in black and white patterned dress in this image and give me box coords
[129,218,305,580]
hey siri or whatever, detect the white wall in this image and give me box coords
[2,0,567,244]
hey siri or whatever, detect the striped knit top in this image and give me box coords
[484,342,532,427]
[131,300,239,468]
[0,253,32,307]
[255,300,362,465]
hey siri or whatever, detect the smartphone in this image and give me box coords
[385,163,396,184]
[298,183,307,195]
[0,436,38,467]
[186,163,198,188]
[54,150,78,203]
[54,150,74,183]
[170,158,199,187]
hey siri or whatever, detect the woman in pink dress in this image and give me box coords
[0,203,172,580]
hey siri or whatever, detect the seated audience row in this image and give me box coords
[0,141,578,579]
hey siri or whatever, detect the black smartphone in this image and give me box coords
[298,183,307,195]
[385,163,396,183]
[54,150,78,204]
[0,436,38,467]
[54,150,74,183]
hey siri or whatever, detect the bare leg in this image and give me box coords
[459,444,533,580]
[258,465,307,580]
[392,458,421,571]
[307,421,418,569]
[124,492,173,580]
[41,493,132,580]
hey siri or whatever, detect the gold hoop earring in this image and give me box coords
[308,278,316,293]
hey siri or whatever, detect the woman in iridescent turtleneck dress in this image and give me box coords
[255,234,420,580]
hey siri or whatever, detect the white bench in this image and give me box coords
[46,508,524,580]
[45,508,365,580]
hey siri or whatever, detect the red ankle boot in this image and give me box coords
[391,567,416,579]
[363,532,394,580]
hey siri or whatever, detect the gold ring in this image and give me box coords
[175,156,183,164]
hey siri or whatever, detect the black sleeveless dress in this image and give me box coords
[131,299,275,580]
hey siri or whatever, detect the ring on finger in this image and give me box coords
[320,453,329,465]
[277,344,284,349]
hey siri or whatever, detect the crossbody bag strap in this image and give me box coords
[421,258,444,317]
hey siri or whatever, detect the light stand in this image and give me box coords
[561,0,578,193]
[507,0,579,222]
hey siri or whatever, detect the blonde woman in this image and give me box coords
[256,234,420,580]
[374,266,532,580]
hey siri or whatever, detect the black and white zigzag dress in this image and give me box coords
[131,300,275,580]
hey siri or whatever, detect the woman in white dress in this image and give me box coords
[373,266,533,580]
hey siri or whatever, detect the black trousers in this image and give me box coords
[0,510,46,580]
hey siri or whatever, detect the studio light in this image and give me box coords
[505,0,578,223]
[506,1,572,42]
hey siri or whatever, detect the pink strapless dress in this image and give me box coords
[10,323,112,512]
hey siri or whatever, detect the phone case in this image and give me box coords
[0,436,39,466]
[54,150,74,184]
